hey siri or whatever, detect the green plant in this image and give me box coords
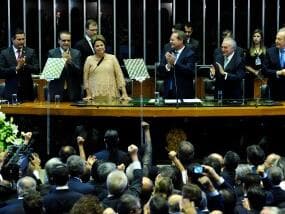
[0,112,23,151]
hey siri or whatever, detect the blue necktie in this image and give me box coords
[280,49,285,68]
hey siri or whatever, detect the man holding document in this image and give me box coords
[158,30,196,99]
[47,31,82,101]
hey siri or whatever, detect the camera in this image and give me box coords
[193,165,204,174]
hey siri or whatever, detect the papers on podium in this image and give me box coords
[123,58,150,82]
[40,58,66,80]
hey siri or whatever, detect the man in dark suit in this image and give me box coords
[184,21,200,63]
[158,30,196,99]
[43,163,83,213]
[74,19,97,68]
[0,176,37,214]
[210,37,245,99]
[0,29,39,102]
[263,27,285,101]
[213,29,245,61]
[47,31,82,101]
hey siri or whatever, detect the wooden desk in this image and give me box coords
[1,101,284,118]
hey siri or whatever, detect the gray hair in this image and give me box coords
[44,157,63,182]
[17,176,37,197]
[235,163,252,182]
[67,155,85,177]
[107,170,128,196]
[97,162,116,182]
[223,37,237,50]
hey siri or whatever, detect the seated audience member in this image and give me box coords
[70,195,104,214]
[66,155,95,194]
[83,34,131,100]
[210,37,246,100]
[0,176,37,213]
[43,163,83,213]
[262,27,285,100]
[0,28,39,102]
[158,30,196,99]
[47,31,82,101]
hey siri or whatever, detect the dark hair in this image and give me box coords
[11,28,25,39]
[50,163,69,186]
[246,144,265,166]
[172,23,184,31]
[184,21,193,28]
[58,31,71,40]
[182,183,202,206]
[104,129,120,163]
[177,140,195,166]
[117,194,141,214]
[222,29,233,39]
[224,151,240,171]
[247,186,266,211]
[92,34,106,46]
[85,19,97,29]
[23,190,44,214]
[149,194,169,214]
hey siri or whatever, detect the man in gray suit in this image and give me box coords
[47,31,82,101]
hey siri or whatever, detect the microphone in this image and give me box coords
[97,57,104,66]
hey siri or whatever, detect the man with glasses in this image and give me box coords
[47,31,82,101]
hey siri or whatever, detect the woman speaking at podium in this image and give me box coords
[83,34,131,101]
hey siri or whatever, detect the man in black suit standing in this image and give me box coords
[210,37,245,99]
[0,29,39,102]
[47,31,82,101]
[184,21,200,63]
[263,27,285,101]
[158,30,196,99]
[74,19,97,68]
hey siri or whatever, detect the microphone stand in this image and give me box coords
[173,65,179,108]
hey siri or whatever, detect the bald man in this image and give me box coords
[263,27,285,100]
